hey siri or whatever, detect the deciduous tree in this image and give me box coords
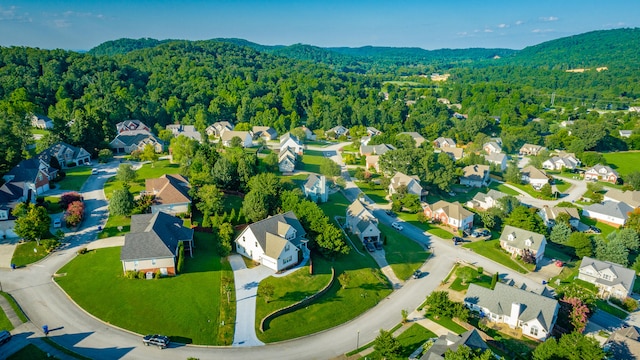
[13,203,51,245]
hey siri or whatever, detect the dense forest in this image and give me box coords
[0,28,639,175]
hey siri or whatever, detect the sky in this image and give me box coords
[1,0,639,51]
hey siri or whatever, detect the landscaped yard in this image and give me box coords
[98,214,131,239]
[363,323,436,360]
[103,160,181,199]
[11,241,51,267]
[55,232,235,345]
[462,240,529,274]
[395,212,454,240]
[356,181,389,204]
[55,166,92,191]
[448,266,493,291]
[380,223,430,280]
[603,151,640,176]
[424,312,467,334]
[298,150,327,174]
[596,299,628,319]
[579,216,617,238]
[488,182,520,196]
[41,195,63,214]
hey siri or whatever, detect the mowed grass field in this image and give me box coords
[603,151,640,176]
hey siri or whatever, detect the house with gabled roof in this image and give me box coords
[39,142,91,168]
[0,178,33,239]
[398,132,426,147]
[538,206,580,229]
[584,164,619,184]
[420,329,489,360]
[145,174,191,215]
[252,126,278,141]
[619,130,633,138]
[278,147,297,173]
[120,212,194,276]
[389,172,423,198]
[280,133,304,155]
[366,127,382,137]
[300,126,316,140]
[519,143,546,156]
[467,189,507,211]
[499,225,547,263]
[206,121,234,137]
[460,164,490,188]
[3,157,55,196]
[359,144,395,156]
[521,166,549,190]
[604,326,640,359]
[116,120,150,134]
[346,199,380,246]
[166,124,202,143]
[464,283,559,340]
[326,125,349,138]
[582,201,633,227]
[30,114,54,129]
[443,147,464,161]
[605,188,640,209]
[578,256,635,299]
[110,130,164,154]
[433,137,456,149]
[303,174,328,203]
[423,201,474,232]
[219,129,253,148]
[234,211,308,272]
[484,152,508,171]
[483,141,502,154]
[542,155,579,171]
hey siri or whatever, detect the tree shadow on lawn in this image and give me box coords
[279,290,320,302]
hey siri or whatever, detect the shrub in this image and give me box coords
[177,242,185,273]
[77,248,88,255]
[41,239,60,253]
[136,271,146,279]
[64,201,85,227]
[59,192,83,209]
[125,270,138,279]
[154,270,162,279]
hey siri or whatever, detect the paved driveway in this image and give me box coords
[0,238,19,268]
[229,255,274,347]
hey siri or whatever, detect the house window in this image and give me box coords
[530,326,539,336]
[283,256,293,264]
[152,259,156,265]
[242,236,245,243]
[255,241,258,248]
[285,244,290,252]
[602,274,611,280]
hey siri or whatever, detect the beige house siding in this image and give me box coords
[122,257,175,275]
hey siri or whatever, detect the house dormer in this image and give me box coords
[508,232,516,241]
[599,268,617,281]
[525,237,533,247]
[277,221,296,240]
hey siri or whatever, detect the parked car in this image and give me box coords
[53,218,62,228]
[471,229,490,237]
[385,210,396,217]
[365,242,376,252]
[0,330,11,346]
[374,242,382,251]
[142,334,170,349]
[91,168,98,174]
[412,270,422,279]
[588,225,602,234]
[391,222,403,231]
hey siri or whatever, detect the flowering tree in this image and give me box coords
[65,201,85,227]
[59,192,83,209]
[563,297,590,333]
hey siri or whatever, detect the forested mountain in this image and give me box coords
[88,38,175,56]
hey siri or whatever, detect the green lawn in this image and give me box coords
[579,216,617,238]
[396,212,454,240]
[462,240,529,274]
[596,299,628,319]
[449,267,493,291]
[603,151,640,176]
[380,223,430,280]
[363,324,436,359]
[11,241,51,267]
[255,192,393,343]
[488,182,520,196]
[56,166,92,191]
[0,302,12,331]
[553,178,572,193]
[424,313,467,334]
[98,214,131,239]
[7,344,51,360]
[356,181,389,204]
[508,182,552,199]
[41,195,64,214]
[104,160,181,199]
[298,150,327,174]
[544,242,575,262]
[55,232,235,345]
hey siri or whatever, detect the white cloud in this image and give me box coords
[515,20,524,25]
[53,19,70,28]
[498,23,509,28]
[0,5,31,22]
[484,29,493,33]
[540,16,559,22]
[532,28,554,33]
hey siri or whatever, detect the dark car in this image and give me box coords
[374,242,383,251]
[385,210,396,217]
[412,270,422,279]
[143,334,170,349]
[589,225,602,234]
[453,236,463,245]
[365,242,376,252]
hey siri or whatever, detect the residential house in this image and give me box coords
[30,114,54,129]
[116,120,150,134]
[420,329,489,360]
[252,126,278,141]
[423,200,474,232]
[538,206,580,229]
[326,125,349,138]
[582,201,633,227]
[300,126,316,141]
[433,137,456,149]
[280,133,304,155]
[366,127,382,137]
[359,144,395,156]
[398,132,426,147]
[584,164,619,183]
[619,130,633,138]
[443,147,464,161]
[39,142,91,168]
[0,177,35,238]
[120,212,194,276]
[205,121,234,137]
[145,174,191,215]
[604,326,640,359]
[464,283,559,340]
[359,136,371,146]
[460,165,490,188]
[604,188,640,209]
[542,152,580,171]
[485,152,508,171]
[483,141,502,154]
[389,172,423,198]
[453,112,468,120]
[166,124,202,142]
[3,157,56,196]
[278,147,297,173]
[467,189,507,211]
[578,257,635,299]
[521,166,549,190]
[0,201,18,239]
[499,225,547,263]
[110,130,164,154]
[219,130,253,148]
[303,174,328,203]
[346,199,381,246]
[519,143,546,156]
[234,211,308,272]
[630,107,640,112]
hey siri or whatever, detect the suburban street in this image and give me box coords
[0,147,611,360]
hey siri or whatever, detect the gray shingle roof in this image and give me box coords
[584,201,633,221]
[420,329,488,360]
[111,130,162,147]
[120,212,193,261]
[241,211,306,255]
[499,225,546,253]
[580,256,636,293]
[465,283,558,332]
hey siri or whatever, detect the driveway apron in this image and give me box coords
[229,254,274,347]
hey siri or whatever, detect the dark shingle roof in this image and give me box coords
[420,329,488,360]
[242,211,306,253]
[120,212,193,261]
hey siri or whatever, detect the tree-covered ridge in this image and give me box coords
[88,38,176,56]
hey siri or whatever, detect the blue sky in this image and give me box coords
[1,0,639,51]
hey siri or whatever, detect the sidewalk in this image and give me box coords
[0,292,24,328]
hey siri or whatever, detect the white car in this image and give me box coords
[91,168,98,174]
[391,222,403,231]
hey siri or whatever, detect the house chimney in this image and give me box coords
[508,303,521,329]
